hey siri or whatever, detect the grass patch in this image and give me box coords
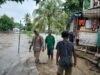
[22,31,32,37]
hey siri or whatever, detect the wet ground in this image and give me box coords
[0,33,39,75]
[0,33,100,75]
[37,50,81,75]
[37,50,100,75]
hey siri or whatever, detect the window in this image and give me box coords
[78,18,99,32]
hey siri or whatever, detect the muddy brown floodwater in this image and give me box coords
[0,33,39,75]
[0,33,100,75]
[37,50,100,75]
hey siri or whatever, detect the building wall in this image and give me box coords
[78,31,97,46]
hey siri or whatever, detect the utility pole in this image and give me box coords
[18,20,21,54]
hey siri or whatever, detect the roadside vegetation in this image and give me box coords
[0,0,83,34]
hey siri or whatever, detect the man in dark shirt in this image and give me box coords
[56,31,77,75]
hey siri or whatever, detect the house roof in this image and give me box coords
[83,8,100,18]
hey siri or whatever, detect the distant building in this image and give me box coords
[13,28,19,33]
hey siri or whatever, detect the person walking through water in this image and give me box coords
[56,31,77,75]
[45,30,55,60]
[29,30,44,64]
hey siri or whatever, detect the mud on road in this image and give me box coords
[36,50,100,75]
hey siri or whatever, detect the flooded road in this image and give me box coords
[0,33,39,75]
[0,33,100,75]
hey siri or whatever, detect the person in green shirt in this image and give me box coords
[97,26,100,53]
[45,31,55,60]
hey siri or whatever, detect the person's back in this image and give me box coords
[56,41,73,67]
[33,35,43,50]
[56,31,77,75]
[29,30,44,64]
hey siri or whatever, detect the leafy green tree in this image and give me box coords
[14,22,20,28]
[33,0,67,33]
[62,0,83,29]
[24,13,32,31]
[14,22,24,30]
[63,0,82,13]
[24,13,31,24]
[0,15,15,31]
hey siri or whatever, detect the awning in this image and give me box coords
[83,8,100,18]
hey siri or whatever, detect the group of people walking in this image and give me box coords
[29,30,77,75]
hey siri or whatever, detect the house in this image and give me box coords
[83,0,100,51]
[13,28,20,33]
[70,0,100,51]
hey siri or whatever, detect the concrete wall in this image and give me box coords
[78,32,97,47]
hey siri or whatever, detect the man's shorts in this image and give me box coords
[33,49,40,59]
[57,65,72,75]
[47,47,53,55]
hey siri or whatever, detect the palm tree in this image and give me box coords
[24,13,32,31]
[24,13,31,24]
[33,0,68,33]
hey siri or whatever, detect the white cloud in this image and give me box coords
[0,0,37,25]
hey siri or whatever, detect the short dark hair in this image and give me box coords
[34,29,39,33]
[34,30,39,35]
[61,31,69,38]
[34,30,37,33]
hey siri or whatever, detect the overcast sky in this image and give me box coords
[0,0,37,25]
